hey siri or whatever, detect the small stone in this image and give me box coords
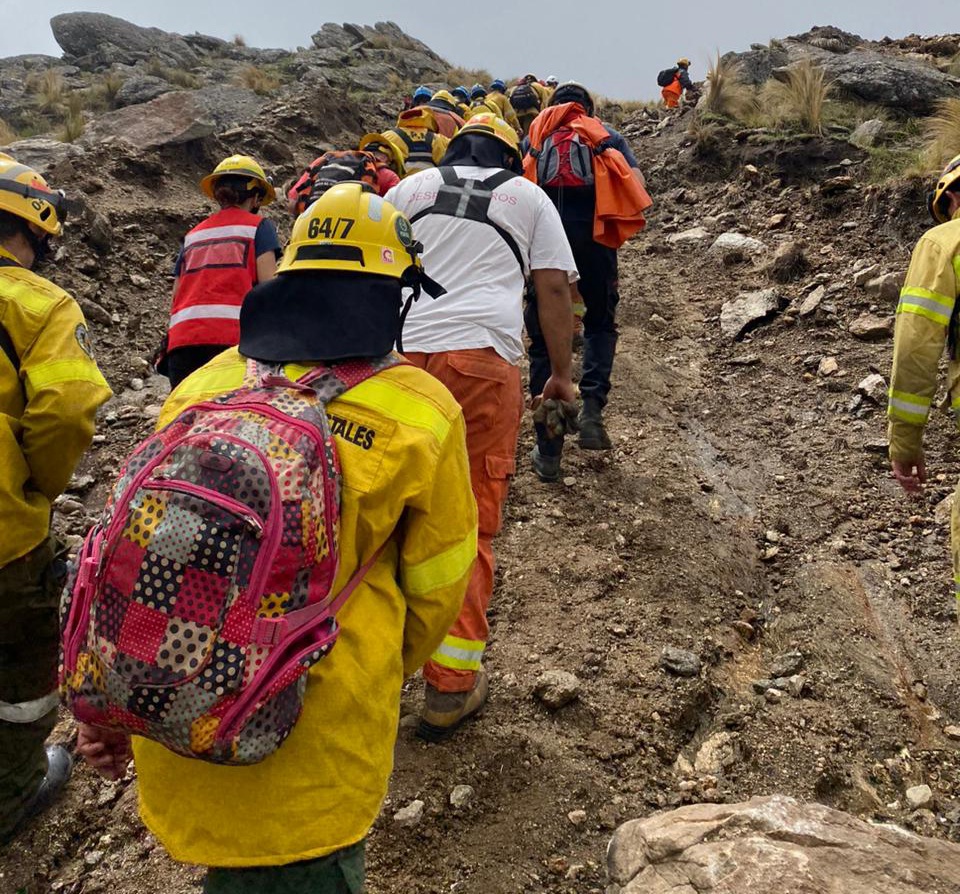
[129,377,145,391]
[850,118,885,148]
[659,646,701,678]
[533,669,581,710]
[449,785,475,809]
[732,620,755,640]
[817,357,839,377]
[769,650,804,678]
[564,864,586,881]
[694,731,741,775]
[857,373,887,403]
[720,288,782,340]
[905,784,934,810]
[766,212,789,229]
[849,313,894,341]
[563,476,576,487]
[765,688,784,704]
[567,809,588,826]
[753,678,775,694]
[765,530,782,544]
[84,850,104,867]
[865,271,903,303]
[393,799,425,826]
[762,546,780,562]
[799,285,825,317]
[666,226,710,245]
[944,725,960,740]
[786,675,807,698]
[853,263,881,286]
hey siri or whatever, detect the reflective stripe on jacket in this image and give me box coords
[0,245,112,566]
[888,212,960,461]
[383,127,450,176]
[132,347,477,867]
[168,208,261,351]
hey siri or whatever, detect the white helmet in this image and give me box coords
[546,75,559,86]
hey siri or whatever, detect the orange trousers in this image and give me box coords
[404,348,523,693]
[662,83,682,107]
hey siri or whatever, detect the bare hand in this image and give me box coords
[76,723,132,781]
[892,455,927,495]
[540,374,577,405]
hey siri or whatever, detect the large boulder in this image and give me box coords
[732,29,960,113]
[50,12,199,70]
[607,795,960,893]
[113,76,172,108]
[0,138,84,172]
[82,87,265,148]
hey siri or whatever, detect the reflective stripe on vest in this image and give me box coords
[409,167,525,273]
[168,208,260,351]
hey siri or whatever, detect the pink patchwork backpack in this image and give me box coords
[60,356,400,764]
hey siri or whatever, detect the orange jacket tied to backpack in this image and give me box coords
[168,207,261,351]
[524,102,653,249]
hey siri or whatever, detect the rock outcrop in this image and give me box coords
[51,12,199,69]
[607,796,960,893]
[731,27,960,113]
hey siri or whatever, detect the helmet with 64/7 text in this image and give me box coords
[280,182,424,281]
[0,156,67,235]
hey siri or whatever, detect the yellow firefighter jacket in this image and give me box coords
[485,91,522,134]
[0,245,111,567]
[132,347,477,867]
[382,125,450,176]
[888,212,960,461]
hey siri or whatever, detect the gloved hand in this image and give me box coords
[530,397,580,438]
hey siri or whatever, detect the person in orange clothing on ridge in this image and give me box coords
[158,155,280,388]
[659,58,695,108]
[386,114,578,741]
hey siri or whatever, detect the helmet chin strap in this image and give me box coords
[23,226,50,270]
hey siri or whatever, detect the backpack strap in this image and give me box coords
[408,167,525,273]
[296,353,407,403]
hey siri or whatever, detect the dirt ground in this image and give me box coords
[4,106,960,894]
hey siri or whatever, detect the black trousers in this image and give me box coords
[165,344,230,389]
[526,221,619,456]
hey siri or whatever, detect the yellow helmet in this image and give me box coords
[279,182,423,279]
[677,58,691,68]
[397,106,439,133]
[359,132,405,175]
[450,113,521,164]
[199,154,276,206]
[927,154,960,224]
[0,156,66,236]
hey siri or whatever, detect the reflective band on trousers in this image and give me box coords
[168,304,242,328]
[431,635,485,671]
[0,691,59,724]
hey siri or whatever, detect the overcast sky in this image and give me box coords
[0,0,956,99]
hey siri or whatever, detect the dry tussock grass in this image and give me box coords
[759,59,831,134]
[238,66,279,95]
[923,97,960,171]
[0,118,16,144]
[30,69,66,113]
[703,54,757,122]
[445,66,492,88]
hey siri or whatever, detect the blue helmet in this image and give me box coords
[452,85,469,102]
[470,83,486,99]
[490,79,506,92]
[412,85,433,103]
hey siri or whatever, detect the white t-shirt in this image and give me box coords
[385,165,577,364]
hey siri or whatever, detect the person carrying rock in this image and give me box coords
[159,155,280,388]
[0,156,111,841]
[888,154,960,603]
[385,114,578,740]
[522,81,651,480]
[658,58,695,108]
[75,183,477,892]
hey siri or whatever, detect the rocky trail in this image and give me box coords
[4,13,960,894]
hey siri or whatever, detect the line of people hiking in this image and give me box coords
[1,76,653,891]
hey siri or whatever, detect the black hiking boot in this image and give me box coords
[578,399,611,450]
